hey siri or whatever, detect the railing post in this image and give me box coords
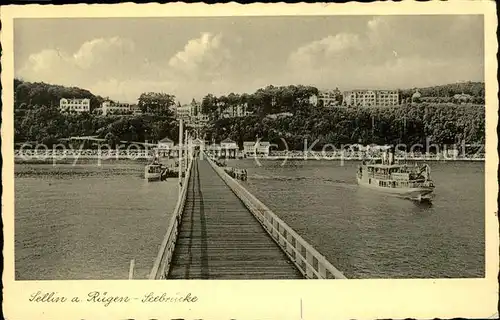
[306,251,314,278]
[278,225,285,247]
[318,262,327,279]
[273,219,279,240]
[267,215,273,232]
[295,242,302,269]
[286,233,294,256]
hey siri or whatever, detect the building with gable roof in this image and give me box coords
[220,138,239,158]
[158,137,174,149]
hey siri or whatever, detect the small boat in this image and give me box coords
[356,146,435,202]
[224,167,248,181]
[145,163,163,181]
[144,157,167,181]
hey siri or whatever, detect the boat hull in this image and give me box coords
[145,173,162,181]
[356,177,434,200]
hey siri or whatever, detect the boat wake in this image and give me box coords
[249,174,307,181]
[249,174,351,185]
[403,195,434,205]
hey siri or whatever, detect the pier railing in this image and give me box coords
[206,155,347,279]
[149,156,194,280]
[14,149,485,162]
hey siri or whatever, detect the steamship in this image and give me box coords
[356,146,435,202]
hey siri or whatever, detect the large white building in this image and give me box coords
[343,90,399,107]
[318,89,342,107]
[131,104,142,115]
[59,98,91,113]
[100,100,134,116]
[175,101,210,127]
[176,104,193,121]
[242,141,270,157]
[220,103,253,118]
[190,113,210,127]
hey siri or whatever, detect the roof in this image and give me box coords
[243,141,270,146]
[159,137,174,143]
[365,164,404,169]
[207,144,221,150]
[221,138,236,143]
[60,97,90,101]
[366,145,391,150]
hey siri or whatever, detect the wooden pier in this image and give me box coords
[168,159,301,279]
[150,153,346,280]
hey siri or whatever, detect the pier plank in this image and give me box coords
[168,159,303,279]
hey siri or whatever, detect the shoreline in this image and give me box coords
[248,156,485,162]
[14,156,485,164]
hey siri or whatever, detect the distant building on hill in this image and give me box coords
[98,99,134,116]
[190,113,210,127]
[411,90,422,104]
[175,104,193,121]
[131,104,142,115]
[309,94,318,106]
[175,100,210,127]
[453,93,473,104]
[220,103,253,118]
[266,112,293,119]
[343,89,399,107]
[59,98,90,113]
[317,88,342,107]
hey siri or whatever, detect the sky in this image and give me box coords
[14,15,484,104]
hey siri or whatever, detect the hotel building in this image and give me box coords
[220,103,253,118]
[176,104,193,121]
[317,89,342,107]
[59,98,91,113]
[342,90,399,107]
[99,100,136,116]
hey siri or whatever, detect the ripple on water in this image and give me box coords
[236,159,485,279]
[15,162,178,280]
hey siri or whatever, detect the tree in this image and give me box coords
[201,94,219,117]
[138,92,176,117]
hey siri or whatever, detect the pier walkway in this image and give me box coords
[168,159,302,279]
[149,153,346,280]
